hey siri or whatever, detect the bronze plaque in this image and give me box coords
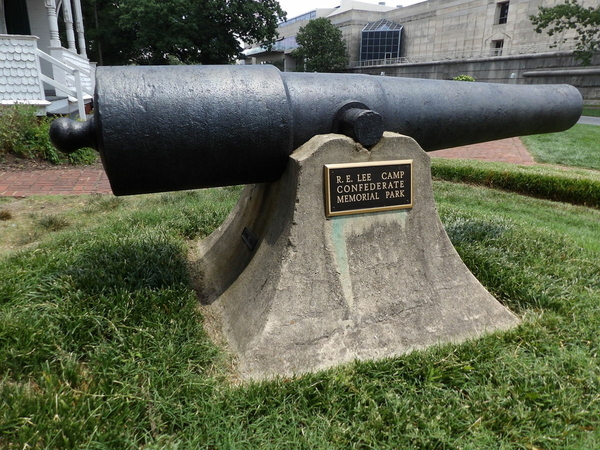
[324,160,413,217]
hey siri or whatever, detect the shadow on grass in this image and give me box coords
[65,235,189,295]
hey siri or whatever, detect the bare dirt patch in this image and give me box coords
[0,194,91,257]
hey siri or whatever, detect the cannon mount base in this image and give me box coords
[194,133,519,380]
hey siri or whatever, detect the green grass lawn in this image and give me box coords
[521,124,600,170]
[1,173,599,448]
[582,107,600,117]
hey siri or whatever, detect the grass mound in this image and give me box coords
[431,158,600,208]
[1,183,599,448]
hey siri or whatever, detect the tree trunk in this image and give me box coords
[94,1,103,65]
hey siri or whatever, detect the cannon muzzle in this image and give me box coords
[50,65,582,196]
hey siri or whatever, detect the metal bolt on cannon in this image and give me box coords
[50,65,582,196]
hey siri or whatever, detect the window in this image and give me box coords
[497,2,509,25]
[491,39,504,56]
[279,11,316,27]
[5,0,31,35]
[273,36,298,52]
[360,20,403,62]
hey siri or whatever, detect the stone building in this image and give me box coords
[243,0,599,101]
[245,0,583,68]
[244,1,397,70]
[381,0,581,64]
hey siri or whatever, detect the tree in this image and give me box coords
[291,17,348,72]
[530,0,600,65]
[82,0,285,65]
[83,1,136,66]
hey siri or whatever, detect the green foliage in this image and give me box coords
[452,74,476,81]
[530,0,600,65]
[583,107,600,117]
[0,105,96,165]
[292,17,348,72]
[65,146,97,165]
[0,105,60,163]
[431,158,600,208]
[82,0,286,65]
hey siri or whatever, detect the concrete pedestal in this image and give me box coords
[194,133,519,379]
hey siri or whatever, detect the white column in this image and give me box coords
[72,0,87,57]
[45,0,61,47]
[62,0,77,52]
[1,0,7,34]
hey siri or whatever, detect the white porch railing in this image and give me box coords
[0,35,93,119]
[36,48,93,120]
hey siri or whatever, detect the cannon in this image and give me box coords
[50,65,582,196]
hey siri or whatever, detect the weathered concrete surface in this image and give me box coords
[195,133,519,379]
[351,53,600,103]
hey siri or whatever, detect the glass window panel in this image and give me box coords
[360,22,403,60]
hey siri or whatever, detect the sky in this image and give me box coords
[278,0,422,20]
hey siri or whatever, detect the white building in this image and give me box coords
[0,0,94,118]
[243,0,396,71]
[243,0,583,70]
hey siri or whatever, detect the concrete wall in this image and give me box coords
[244,0,598,102]
[349,52,600,103]
[248,0,585,70]
[383,0,580,62]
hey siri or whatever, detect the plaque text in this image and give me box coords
[324,160,413,217]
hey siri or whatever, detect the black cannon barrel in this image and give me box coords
[50,65,582,196]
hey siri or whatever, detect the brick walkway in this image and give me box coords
[0,137,534,197]
[0,167,112,197]
[428,137,535,165]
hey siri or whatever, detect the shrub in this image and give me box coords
[0,105,96,165]
[431,158,600,208]
[453,75,476,82]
